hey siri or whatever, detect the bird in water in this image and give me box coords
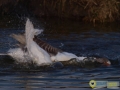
[8,19,111,67]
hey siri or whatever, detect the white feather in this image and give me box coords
[25,19,52,65]
[51,52,78,61]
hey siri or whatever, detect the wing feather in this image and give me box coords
[33,36,62,55]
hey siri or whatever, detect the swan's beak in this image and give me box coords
[95,58,111,66]
[104,60,111,66]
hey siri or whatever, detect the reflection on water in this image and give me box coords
[0,17,120,90]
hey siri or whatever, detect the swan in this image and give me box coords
[8,19,111,66]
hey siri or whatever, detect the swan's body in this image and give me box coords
[8,19,111,66]
[9,19,82,65]
[9,19,85,65]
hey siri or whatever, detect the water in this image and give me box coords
[0,17,120,90]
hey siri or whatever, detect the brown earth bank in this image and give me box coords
[0,0,120,23]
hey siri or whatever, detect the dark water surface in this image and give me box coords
[0,17,120,90]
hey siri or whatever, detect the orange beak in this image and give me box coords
[103,60,111,66]
[95,58,111,66]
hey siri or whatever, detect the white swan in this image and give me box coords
[8,19,111,66]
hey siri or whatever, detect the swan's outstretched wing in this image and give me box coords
[10,33,26,50]
[10,33,26,45]
[33,36,63,55]
[25,19,52,65]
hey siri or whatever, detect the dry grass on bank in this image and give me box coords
[43,0,120,23]
[82,0,120,23]
[0,0,120,23]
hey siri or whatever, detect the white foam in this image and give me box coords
[8,48,31,63]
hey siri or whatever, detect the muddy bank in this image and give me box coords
[0,0,120,23]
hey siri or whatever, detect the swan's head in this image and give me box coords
[103,59,111,66]
[95,58,111,66]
